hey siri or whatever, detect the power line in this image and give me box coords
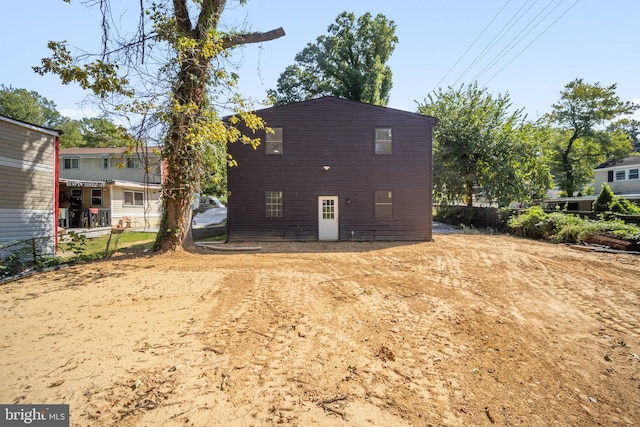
[431,0,511,92]
[483,0,580,85]
[450,0,536,88]
[472,0,562,83]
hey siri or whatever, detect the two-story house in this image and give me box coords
[58,146,164,230]
[226,97,438,242]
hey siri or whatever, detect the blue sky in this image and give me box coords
[1,0,638,121]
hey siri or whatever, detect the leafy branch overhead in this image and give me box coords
[36,0,285,251]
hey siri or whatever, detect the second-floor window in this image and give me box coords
[615,170,626,181]
[629,168,639,180]
[63,158,79,170]
[126,156,143,169]
[102,157,110,169]
[266,127,283,155]
[375,128,392,154]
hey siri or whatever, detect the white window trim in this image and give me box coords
[614,170,627,181]
[126,156,143,169]
[628,168,639,180]
[63,157,80,170]
[265,191,283,218]
[123,190,145,206]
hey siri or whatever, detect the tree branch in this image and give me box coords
[222,27,286,49]
[196,0,225,37]
[173,0,193,34]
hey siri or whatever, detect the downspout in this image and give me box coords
[54,134,60,251]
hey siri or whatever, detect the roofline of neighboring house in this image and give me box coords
[226,96,439,125]
[59,146,161,156]
[0,114,62,137]
[544,193,640,204]
[594,156,640,170]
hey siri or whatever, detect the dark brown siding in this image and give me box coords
[227,97,436,242]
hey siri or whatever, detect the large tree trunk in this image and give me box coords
[153,0,285,252]
[464,174,474,207]
[561,132,579,197]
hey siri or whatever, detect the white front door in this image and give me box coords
[318,196,339,241]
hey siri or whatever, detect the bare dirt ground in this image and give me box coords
[1,234,639,426]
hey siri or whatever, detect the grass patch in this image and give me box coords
[59,231,157,260]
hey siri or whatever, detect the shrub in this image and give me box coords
[508,206,640,249]
[434,206,508,231]
[507,206,548,239]
[594,184,640,215]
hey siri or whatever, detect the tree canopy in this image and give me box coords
[267,11,397,106]
[0,85,130,148]
[0,85,63,128]
[36,0,285,251]
[546,78,637,196]
[418,83,552,207]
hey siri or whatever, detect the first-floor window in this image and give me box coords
[91,189,103,206]
[124,190,144,206]
[375,190,393,218]
[265,191,283,218]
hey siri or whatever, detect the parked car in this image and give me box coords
[193,196,227,228]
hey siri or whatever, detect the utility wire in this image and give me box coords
[472,0,561,83]
[451,0,535,88]
[431,0,511,92]
[483,0,580,85]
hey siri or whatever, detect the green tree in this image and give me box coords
[36,0,284,251]
[418,83,551,207]
[546,78,637,196]
[0,85,63,128]
[268,11,397,106]
[608,118,640,152]
[78,117,132,148]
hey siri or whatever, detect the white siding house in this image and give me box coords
[544,156,640,211]
[0,115,60,256]
[58,147,164,229]
[594,156,640,196]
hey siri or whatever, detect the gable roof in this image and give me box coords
[60,146,160,156]
[595,156,640,169]
[250,96,438,124]
[0,114,61,137]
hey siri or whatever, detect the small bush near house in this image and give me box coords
[593,184,640,215]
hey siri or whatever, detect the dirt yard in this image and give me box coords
[1,234,639,426]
